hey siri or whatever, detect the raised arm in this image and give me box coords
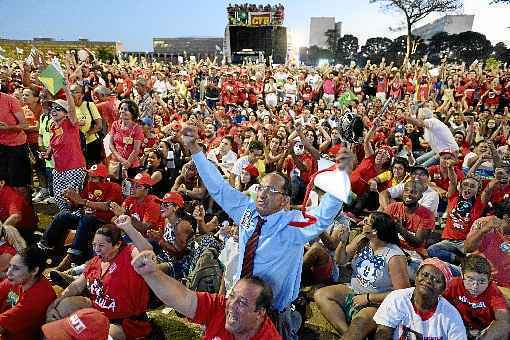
[132,251,197,319]
[63,81,78,126]
[446,160,458,198]
[182,126,253,225]
[288,149,354,244]
[364,117,379,158]
[114,215,153,253]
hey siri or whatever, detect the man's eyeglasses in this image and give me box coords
[463,276,489,286]
[161,202,177,209]
[256,185,285,196]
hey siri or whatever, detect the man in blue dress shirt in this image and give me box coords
[180,125,354,339]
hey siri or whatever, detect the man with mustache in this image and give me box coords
[132,250,281,340]
[179,124,354,339]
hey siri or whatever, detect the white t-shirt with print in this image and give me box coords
[373,287,467,340]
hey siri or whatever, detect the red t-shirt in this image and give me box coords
[110,120,144,168]
[444,277,508,330]
[80,181,123,222]
[0,185,37,230]
[84,244,151,338]
[23,104,42,145]
[442,194,484,241]
[385,202,435,252]
[50,118,86,171]
[191,292,281,340]
[350,155,379,196]
[428,165,464,191]
[0,277,56,340]
[283,152,318,184]
[473,223,510,287]
[487,184,510,207]
[122,195,162,230]
[0,93,26,146]
[96,97,118,130]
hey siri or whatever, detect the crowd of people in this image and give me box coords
[0,49,509,340]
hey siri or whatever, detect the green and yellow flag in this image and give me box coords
[38,64,64,95]
[337,90,357,108]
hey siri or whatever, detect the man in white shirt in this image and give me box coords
[404,107,458,167]
[380,166,439,216]
[373,258,467,340]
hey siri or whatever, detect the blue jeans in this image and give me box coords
[427,240,465,264]
[43,212,104,259]
[45,167,54,196]
[416,150,439,167]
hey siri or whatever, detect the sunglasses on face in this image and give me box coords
[50,105,65,112]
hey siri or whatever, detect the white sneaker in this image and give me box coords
[33,188,50,203]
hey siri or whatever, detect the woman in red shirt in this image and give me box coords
[46,82,87,212]
[108,100,144,180]
[49,219,153,340]
[0,246,56,340]
[21,86,48,200]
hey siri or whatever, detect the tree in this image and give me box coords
[386,34,427,65]
[96,47,114,63]
[335,34,359,65]
[427,31,453,63]
[360,37,392,64]
[494,42,508,59]
[370,0,462,63]
[325,29,340,53]
[447,31,493,64]
[493,42,510,64]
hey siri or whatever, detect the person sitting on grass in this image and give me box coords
[131,249,282,340]
[314,212,410,339]
[444,254,510,340]
[373,258,467,340]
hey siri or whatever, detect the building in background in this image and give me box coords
[0,38,122,59]
[153,37,224,58]
[309,17,342,48]
[412,14,475,40]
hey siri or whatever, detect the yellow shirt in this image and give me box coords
[75,101,101,144]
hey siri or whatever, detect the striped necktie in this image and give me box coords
[240,217,266,278]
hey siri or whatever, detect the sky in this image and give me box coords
[1,0,509,51]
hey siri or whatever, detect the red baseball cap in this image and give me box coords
[129,172,154,187]
[243,163,259,178]
[42,308,109,340]
[87,164,108,178]
[156,192,184,207]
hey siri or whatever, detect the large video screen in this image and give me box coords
[228,26,287,64]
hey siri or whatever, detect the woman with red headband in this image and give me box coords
[373,258,467,340]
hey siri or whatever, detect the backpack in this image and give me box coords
[186,247,223,293]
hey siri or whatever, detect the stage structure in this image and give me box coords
[224,3,287,65]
